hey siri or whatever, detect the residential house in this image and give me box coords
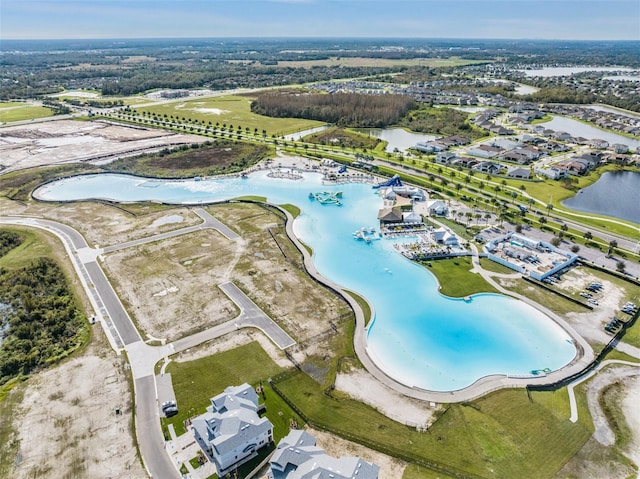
[415,141,446,153]
[553,131,572,141]
[556,160,589,176]
[517,146,543,160]
[490,138,520,151]
[435,152,456,165]
[192,384,273,476]
[489,125,514,135]
[269,430,379,479]
[453,157,479,169]
[590,139,609,149]
[467,144,502,159]
[612,143,629,154]
[507,167,531,179]
[500,151,532,164]
[536,167,568,180]
[473,161,502,175]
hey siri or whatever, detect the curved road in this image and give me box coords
[0,214,295,479]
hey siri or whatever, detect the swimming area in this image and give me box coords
[35,171,577,391]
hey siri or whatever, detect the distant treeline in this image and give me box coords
[251,92,416,127]
[0,257,88,386]
[399,106,484,139]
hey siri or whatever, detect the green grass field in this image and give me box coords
[136,95,324,136]
[163,341,300,439]
[0,102,54,123]
[424,256,500,297]
[275,372,592,479]
[0,227,57,270]
[479,258,519,275]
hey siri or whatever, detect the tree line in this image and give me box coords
[399,106,484,139]
[251,92,417,128]
[0,231,22,258]
[0,257,88,386]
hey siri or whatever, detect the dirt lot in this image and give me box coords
[0,119,206,173]
[308,427,407,479]
[99,202,350,342]
[7,328,145,479]
[0,199,202,248]
[555,266,635,345]
[335,367,440,429]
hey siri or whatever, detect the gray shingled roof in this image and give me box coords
[193,383,273,457]
[270,430,379,479]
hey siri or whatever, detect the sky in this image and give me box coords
[1,0,639,41]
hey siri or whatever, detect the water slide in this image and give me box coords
[372,174,402,189]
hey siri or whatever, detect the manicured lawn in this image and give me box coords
[0,103,54,122]
[275,372,592,479]
[136,95,324,136]
[345,289,372,326]
[402,465,457,479]
[479,258,518,275]
[424,256,500,297]
[163,341,300,438]
[279,203,301,218]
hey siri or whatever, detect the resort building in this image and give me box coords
[192,384,273,476]
[378,207,404,225]
[269,430,380,479]
[481,231,578,281]
[426,199,449,217]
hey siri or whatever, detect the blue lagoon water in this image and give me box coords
[36,172,576,391]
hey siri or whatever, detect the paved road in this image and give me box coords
[136,376,176,478]
[219,281,296,349]
[194,208,240,240]
[0,215,295,478]
[102,225,202,253]
[102,208,238,254]
[0,217,180,479]
[85,261,141,345]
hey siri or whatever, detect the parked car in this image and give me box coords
[161,400,176,412]
[164,406,179,418]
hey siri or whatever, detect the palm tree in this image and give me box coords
[584,231,593,241]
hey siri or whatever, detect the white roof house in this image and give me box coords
[192,384,273,475]
[403,211,422,223]
[426,199,449,216]
[432,227,459,246]
[269,430,380,479]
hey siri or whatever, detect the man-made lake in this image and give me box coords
[356,128,437,152]
[544,115,640,149]
[283,125,330,141]
[521,67,638,77]
[35,171,577,392]
[563,171,640,224]
[513,84,539,95]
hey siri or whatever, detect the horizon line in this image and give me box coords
[2,36,639,42]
